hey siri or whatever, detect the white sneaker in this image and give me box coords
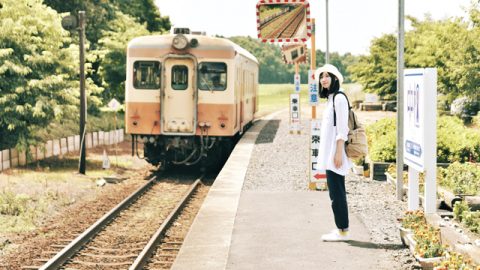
[321,229,350,242]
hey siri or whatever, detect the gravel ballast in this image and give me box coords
[243,109,417,269]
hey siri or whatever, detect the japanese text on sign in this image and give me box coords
[308,70,318,106]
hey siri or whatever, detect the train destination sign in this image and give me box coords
[256,0,311,43]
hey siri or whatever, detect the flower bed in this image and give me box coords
[400,211,447,269]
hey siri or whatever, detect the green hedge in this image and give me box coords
[366,116,480,162]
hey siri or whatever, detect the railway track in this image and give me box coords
[21,174,209,270]
[261,5,305,39]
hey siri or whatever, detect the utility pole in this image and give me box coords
[325,0,329,64]
[78,11,87,174]
[61,11,87,174]
[396,0,405,200]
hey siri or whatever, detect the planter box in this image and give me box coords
[406,233,444,270]
[352,164,363,175]
[415,255,444,270]
[398,225,412,247]
[369,162,391,181]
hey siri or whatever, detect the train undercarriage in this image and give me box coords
[132,134,237,170]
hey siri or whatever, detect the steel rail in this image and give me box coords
[129,175,204,270]
[39,176,158,270]
[276,8,304,38]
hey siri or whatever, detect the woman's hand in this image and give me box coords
[334,139,345,168]
[334,150,343,168]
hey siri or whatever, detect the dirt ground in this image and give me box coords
[0,140,155,268]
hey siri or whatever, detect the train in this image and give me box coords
[125,28,259,169]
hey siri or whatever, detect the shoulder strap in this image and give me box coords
[333,92,351,127]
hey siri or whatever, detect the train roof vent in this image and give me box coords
[173,27,190,34]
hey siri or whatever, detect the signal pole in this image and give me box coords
[325,0,329,64]
[396,0,405,200]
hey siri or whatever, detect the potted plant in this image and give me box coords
[398,210,426,246]
[409,223,446,270]
[351,157,364,175]
[434,251,479,270]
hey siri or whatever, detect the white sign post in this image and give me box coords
[308,70,318,106]
[309,119,326,189]
[294,74,301,93]
[289,93,301,134]
[403,68,437,213]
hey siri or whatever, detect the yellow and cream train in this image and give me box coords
[125,29,259,167]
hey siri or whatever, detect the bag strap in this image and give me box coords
[333,92,355,128]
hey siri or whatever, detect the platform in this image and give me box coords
[172,110,392,269]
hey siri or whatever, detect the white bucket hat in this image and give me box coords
[315,64,344,85]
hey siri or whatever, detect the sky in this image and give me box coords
[155,0,473,55]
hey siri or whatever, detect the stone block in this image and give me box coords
[92,132,98,147]
[60,138,68,155]
[86,133,93,149]
[45,140,53,158]
[74,135,80,151]
[98,131,104,146]
[10,148,18,167]
[67,136,75,152]
[53,139,61,156]
[2,149,10,170]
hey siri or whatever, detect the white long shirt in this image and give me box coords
[317,89,352,176]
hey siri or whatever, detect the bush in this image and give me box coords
[438,162,480,195]
[366,116,480,163]
[366,118,397,162]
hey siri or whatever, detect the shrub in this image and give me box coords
[438,162,480,195]
[366,116,480,163]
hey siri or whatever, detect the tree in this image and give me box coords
[0,0,77,149]
[348,34,397,99]
[0,0,102,149]
[96,11,150,101]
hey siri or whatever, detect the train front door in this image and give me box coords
[162,58,196,134]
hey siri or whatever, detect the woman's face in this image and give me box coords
[320,72,332,89]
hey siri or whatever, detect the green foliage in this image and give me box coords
[365,117,397,162]
[349,6,480,105]
[437,116,480,163]
[438,162,480,195]
[114,0,171,32]
[229,36,357,84]
[453,200,480,234]
[0,191,29,216]
[366,116,480,162]
[348,34,397,100]
[96,11,150,101]
[0,0,79,150]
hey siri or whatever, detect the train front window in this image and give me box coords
[198,62,227,91]
[133,61,161,89]
[171,65,188,90]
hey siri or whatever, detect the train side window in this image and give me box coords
[198,62,227,91]
[171,65,188,90]
[133,61,161,89]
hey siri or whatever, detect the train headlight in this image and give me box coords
[172,34,188,50]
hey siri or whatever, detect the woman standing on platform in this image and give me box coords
[315,64,352,242]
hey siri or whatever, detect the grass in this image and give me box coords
[257,83,362,117]
[0,145,140,234]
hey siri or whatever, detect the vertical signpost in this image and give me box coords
[403,68,437,213]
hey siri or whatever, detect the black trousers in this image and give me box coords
[326,170,349,230]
